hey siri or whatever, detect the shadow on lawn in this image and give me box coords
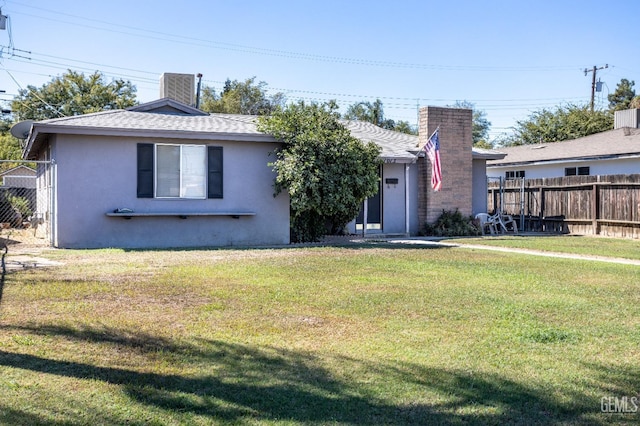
[116,238,458,254]
[1,324,638,425]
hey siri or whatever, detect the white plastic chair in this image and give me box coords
[498,214,518,234]
[475,213,498,235]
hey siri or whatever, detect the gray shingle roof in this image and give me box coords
[25,99,505,162]
[488,127,640,166]
[35,110,267,136]
[340,120,419,161]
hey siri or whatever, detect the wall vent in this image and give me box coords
[159,73,195,106]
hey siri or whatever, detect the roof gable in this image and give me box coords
[0,165,36,177]
[127,98,207,116]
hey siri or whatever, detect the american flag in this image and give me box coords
[423,129,442,191]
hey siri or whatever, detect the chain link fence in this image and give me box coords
[0,160,51,247]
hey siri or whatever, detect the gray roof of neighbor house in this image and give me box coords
[0,165,36,177]
[23,98,505,162]
[488,127,640,167]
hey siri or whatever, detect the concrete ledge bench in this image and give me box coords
[106,211,256,220]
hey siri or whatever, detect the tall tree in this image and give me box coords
[199,77,285,115]
[608,78,636,111]
[501,104,612,146]
[257,101,381,242]
[11,70,137,121]
[447,100,492,147]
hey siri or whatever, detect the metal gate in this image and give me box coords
[487,176,525,232]
[0,159,54,247]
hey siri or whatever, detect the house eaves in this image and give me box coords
[490,152,640,168]
[22,110,278,160]
[471,147,506,160]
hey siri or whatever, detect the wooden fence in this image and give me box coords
[488,174,640,238]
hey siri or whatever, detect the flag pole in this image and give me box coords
[418,126,443,192]
[415,126,440,158]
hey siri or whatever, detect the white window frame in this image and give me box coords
[154,143,207,199]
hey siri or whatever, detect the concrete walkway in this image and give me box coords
[3,254,63,271]
[352,236,640,266]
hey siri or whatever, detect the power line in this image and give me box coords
[1,54,591,132]
[0,45,596,134]
[8,3,591,73]
[1,65,66,117]
[2,50,590,110]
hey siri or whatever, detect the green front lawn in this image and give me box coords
[0,241,638,424]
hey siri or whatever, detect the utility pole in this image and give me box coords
[584,64,608,111]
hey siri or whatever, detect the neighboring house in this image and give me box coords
[0,165,37,228]
[0,165,36,188]
[487,109,640,180]
[21,74,503,248]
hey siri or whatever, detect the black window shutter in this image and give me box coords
[137,143,154,198]
[207,146,223,198]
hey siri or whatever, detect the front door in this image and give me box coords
[356,176,382,232]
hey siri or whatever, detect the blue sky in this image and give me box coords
[0,0,638,142]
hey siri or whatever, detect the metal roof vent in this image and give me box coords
[159,73,195,106]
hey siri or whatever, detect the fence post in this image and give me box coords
[591,183,599,236]
[539,186,545,220]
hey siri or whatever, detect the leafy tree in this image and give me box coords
[502,104,612,146]
[344,98,417,135]
[631,96,640,109]
[447,101,491,146]
[344,99,390,128]
[393,120,417,135]
[199,77,285,115]
[608,78,636,111]
[0,132,24,171]
[0,117,28,171]
[257,101,381,242]
[11,70,137,121]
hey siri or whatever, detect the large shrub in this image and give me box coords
[258,101,381,242]
[423,209,480,237]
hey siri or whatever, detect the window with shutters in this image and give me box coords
[137,143,223,199]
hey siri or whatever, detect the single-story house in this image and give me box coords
[21,74,504,248]
[487,109,640,180]
[22,98,291,248]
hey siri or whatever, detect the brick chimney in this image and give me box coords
[417,106,473,225]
